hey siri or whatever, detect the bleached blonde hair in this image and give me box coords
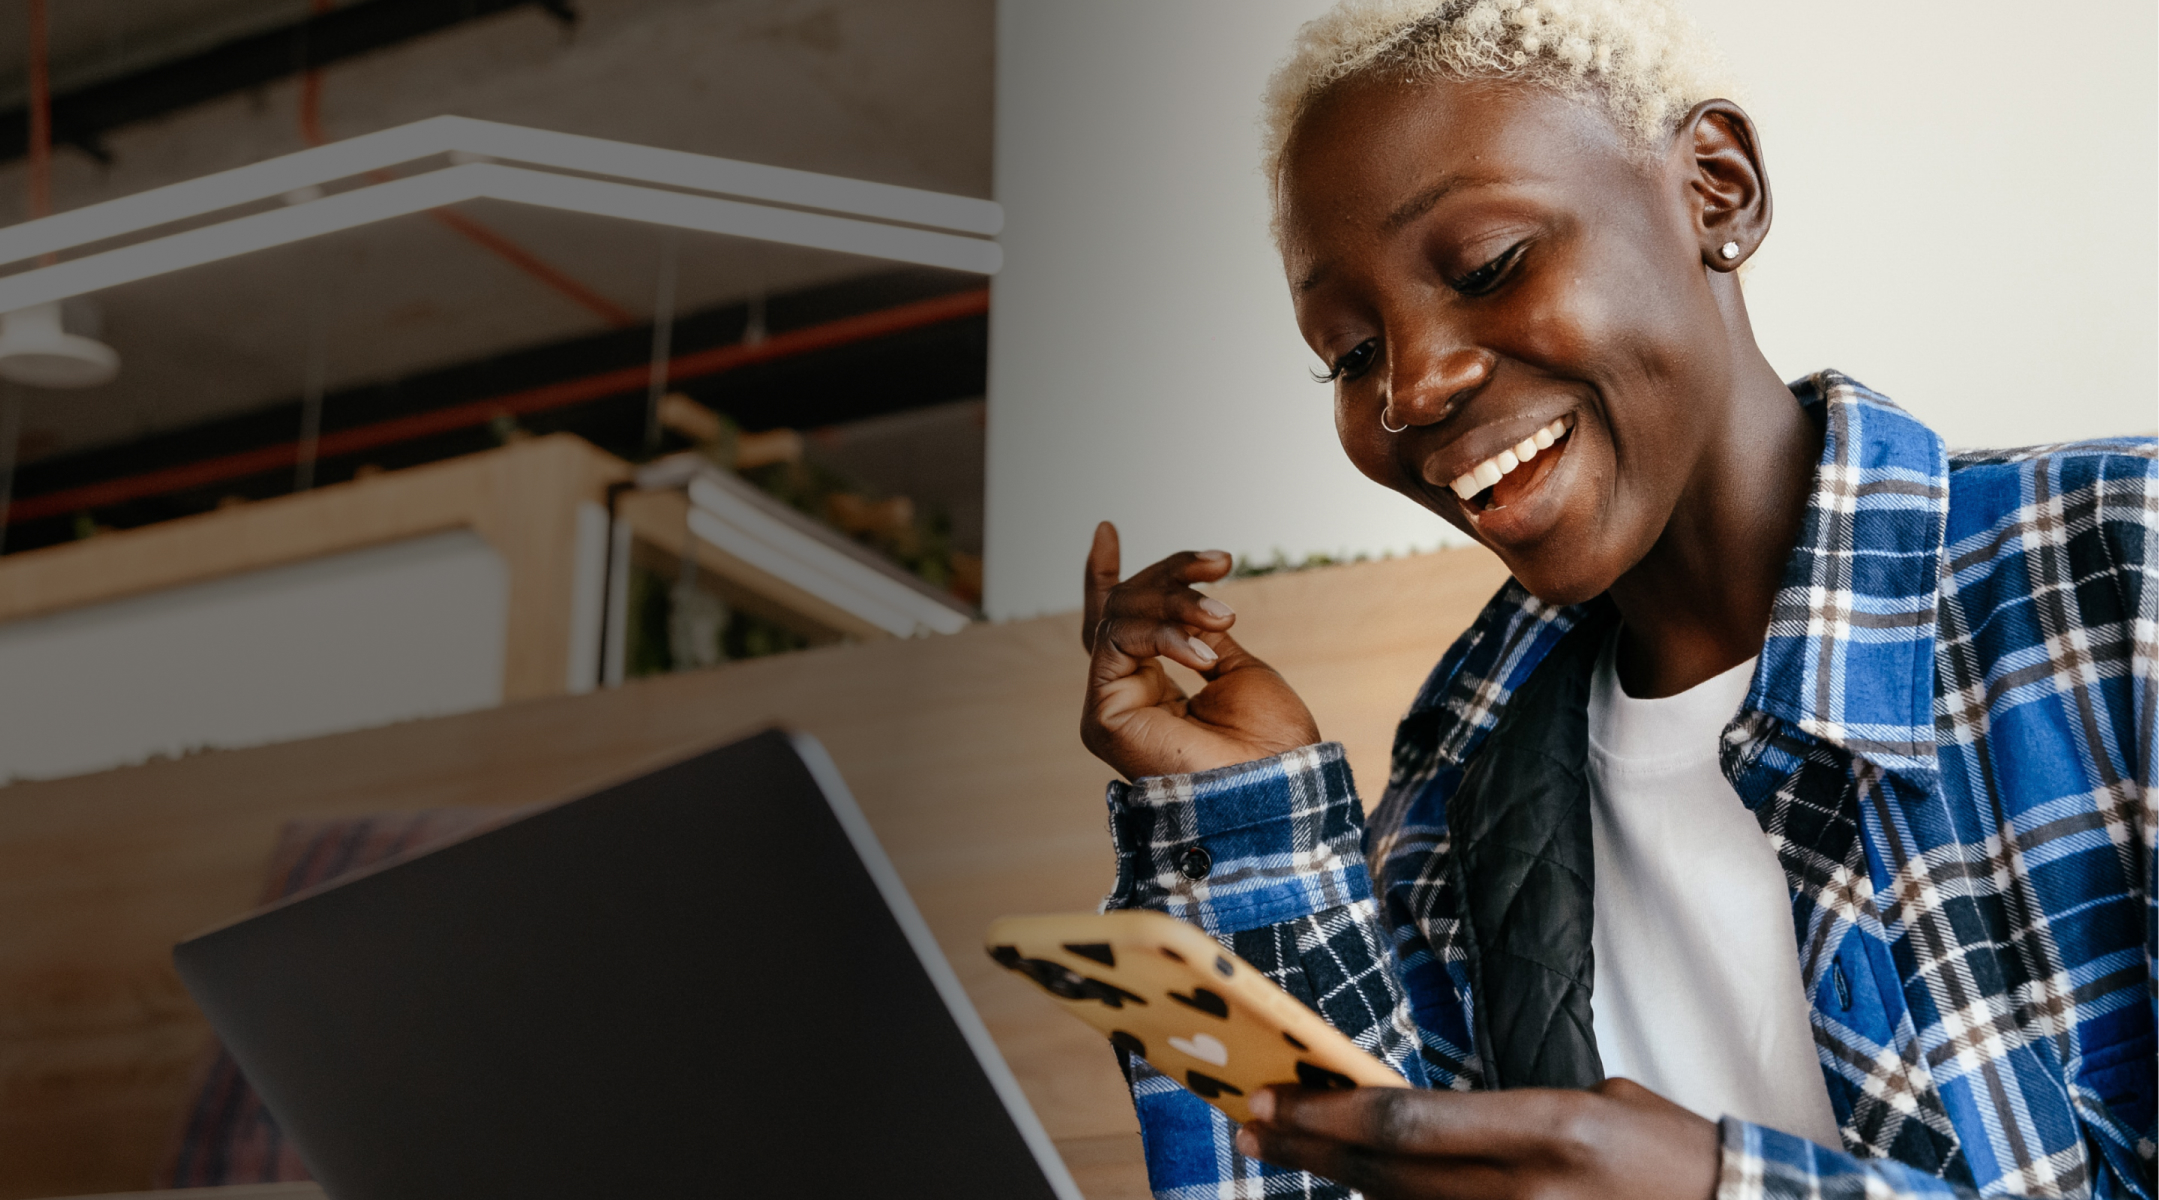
[1262,0,1740,189]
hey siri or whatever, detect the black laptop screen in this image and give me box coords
[175,729,1071,1200]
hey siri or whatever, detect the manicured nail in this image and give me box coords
[1197,598,1234,621]
[1187,636,1217,664]
[1197,550,1229,563]
[1234,1127,1260,1156]
[1247,1090,1275,1121]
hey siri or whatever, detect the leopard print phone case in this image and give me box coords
[986,909,1408,1124]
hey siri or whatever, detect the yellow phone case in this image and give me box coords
[987,910,1408,1124]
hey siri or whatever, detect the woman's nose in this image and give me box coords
[1386,346,1495,426]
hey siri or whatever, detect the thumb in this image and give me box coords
[1082,521,1121,651]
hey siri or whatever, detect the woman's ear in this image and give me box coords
[1674,99,1771,271]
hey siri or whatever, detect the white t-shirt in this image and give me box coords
[1586,635,1844,1148]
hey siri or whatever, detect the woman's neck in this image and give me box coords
[1605,345,1822,700]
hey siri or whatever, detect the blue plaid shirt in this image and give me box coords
[1102,373,2156,1199]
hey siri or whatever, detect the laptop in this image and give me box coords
[173,729,1082,1200]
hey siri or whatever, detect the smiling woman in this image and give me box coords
[1281,67,1822,666]
[1071,2,2158,1199]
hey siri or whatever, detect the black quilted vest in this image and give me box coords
[1446,607,1615,1090]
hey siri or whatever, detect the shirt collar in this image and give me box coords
[1749,371,1947,775]
[1410,372,1948,777]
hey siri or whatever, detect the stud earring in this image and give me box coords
[1720,241,1741,260]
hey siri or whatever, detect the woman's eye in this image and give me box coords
[1452,242,1526,296]
[1315,340,1379,384]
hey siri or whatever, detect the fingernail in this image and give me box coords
[1197,598,1234,621]
[1247,1090,1275,1121]
[1234,1127,1259,1156]
[1187,636,1217,664]
[1197,550,1229,563]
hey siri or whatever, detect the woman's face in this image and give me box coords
[1279,76,1749,605]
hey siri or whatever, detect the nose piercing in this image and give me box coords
[1720,241,1741,260]
[1379,405,1409,434]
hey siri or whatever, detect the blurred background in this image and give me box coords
[0,2,2149,1196]
[0,0,996,782]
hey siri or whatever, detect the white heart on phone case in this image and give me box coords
[1168,1032,1228,1066]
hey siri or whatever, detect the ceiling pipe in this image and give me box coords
[0,0,578,165]
[24,0,50,227]
[3,286,988,524]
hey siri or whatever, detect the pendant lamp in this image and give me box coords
[0,301,120,388]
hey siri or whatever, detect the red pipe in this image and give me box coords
[5,286,989,524]
[423,207,638,329]
[298,0,334,149]
[25,0,55,270]
[25,0,50,224]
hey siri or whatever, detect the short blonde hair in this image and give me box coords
[1262,0,1740,187]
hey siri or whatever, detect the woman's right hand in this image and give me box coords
[1081,522,1322,781]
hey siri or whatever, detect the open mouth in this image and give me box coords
[1450,415,1574,514]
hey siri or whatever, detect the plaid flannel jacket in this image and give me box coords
[1102,373,2157,1199]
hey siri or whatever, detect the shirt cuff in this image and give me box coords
[1718,1116,1971,1200]
[1102,742,1371,936]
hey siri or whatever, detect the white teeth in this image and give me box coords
[1449,416,1574,503]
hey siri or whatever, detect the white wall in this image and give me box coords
[1692,0,2158,450]
[0,530,508,782]
[984,0,2158,621]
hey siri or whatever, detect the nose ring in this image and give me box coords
[1379,405,1409,434]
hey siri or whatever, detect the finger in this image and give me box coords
[1234,1124,1513,1200]
[1100,583,1238,637]
[1256,1085,1588,1161]
[1082,522,1122,651]
[1128,548,1235,589]
[1092,615,1221,679]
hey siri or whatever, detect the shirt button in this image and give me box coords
[1177,845,1212,881]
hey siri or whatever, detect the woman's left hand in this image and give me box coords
[1235,1077,1721,1200]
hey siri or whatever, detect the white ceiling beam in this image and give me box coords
[0,115,1002,270]
[485,167,1002,275]
[0,166,483,313]
[0,162,1000,314]
[453,120,1003,237]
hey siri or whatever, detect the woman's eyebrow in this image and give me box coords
[1292,173,1494,292]
[1382,174,1476,233]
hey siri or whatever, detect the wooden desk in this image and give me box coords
[0,546,1507,1199]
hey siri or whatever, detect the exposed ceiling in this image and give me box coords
[0,0,311,104]
[0,0,994,464]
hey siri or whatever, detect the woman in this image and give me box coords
[1077,2,2156,1198]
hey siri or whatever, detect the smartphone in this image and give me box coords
[987,909,1409,1124]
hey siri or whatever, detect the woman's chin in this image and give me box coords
[1495,502,1638,606]
[1479,500,1631,607]
[1504,558,1618,608]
